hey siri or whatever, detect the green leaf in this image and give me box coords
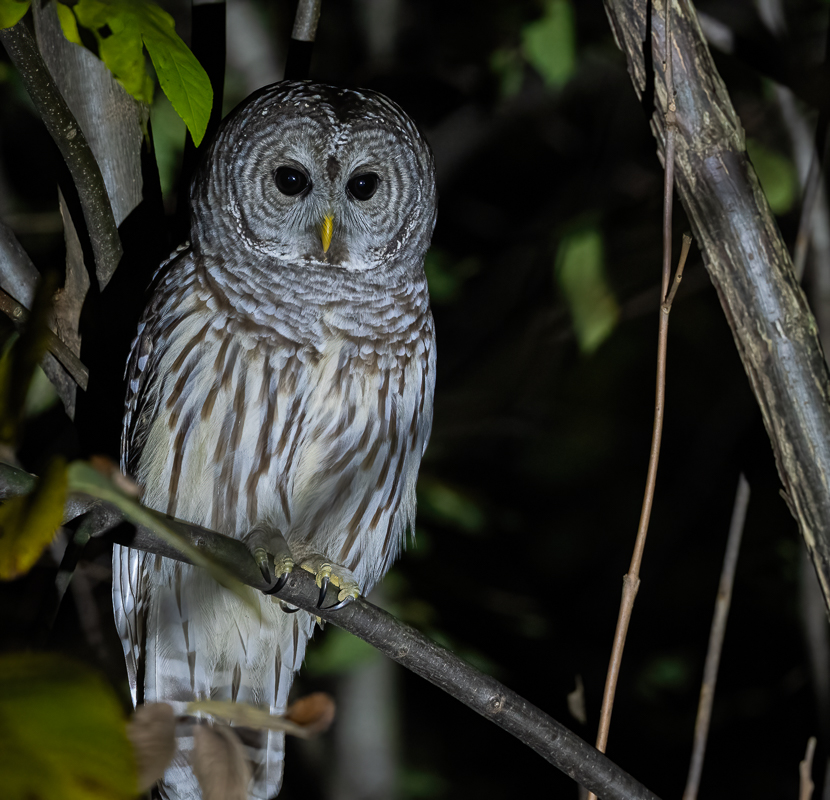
[521,0,577,90]
[56,1,82,45]
[71,0,211,143]
[140,3,212,146]
[0,457,67,580]
[98,12,155,104]
[66,461,257,611]
[555,222,619,354]
[0,652,138,800]
[746,137,798,215]
[0,0,30,30]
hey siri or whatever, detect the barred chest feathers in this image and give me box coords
[128,248,435,595]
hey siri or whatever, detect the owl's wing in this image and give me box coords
[115,247,191,706]
[112,538,149,705]
[121,250,189,478]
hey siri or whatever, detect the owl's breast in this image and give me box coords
[129,254,434,591]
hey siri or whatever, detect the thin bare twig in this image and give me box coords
[292,0,322,41]
[284,0,322,80]
[587,4,678,794]
[0,286,89,391]
[664,234,692,311]
[683,474,750,800]
[799,737,817,800]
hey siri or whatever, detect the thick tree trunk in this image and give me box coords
[604,0,830,611]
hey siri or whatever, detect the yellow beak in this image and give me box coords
[321,214,334,253]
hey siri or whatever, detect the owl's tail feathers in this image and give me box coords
[114,545,315,799]
[151,718,285,800]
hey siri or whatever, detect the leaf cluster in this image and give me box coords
[0,0,211,144]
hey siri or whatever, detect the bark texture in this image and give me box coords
[604,0,830,611]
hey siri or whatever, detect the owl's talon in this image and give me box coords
[265,570,290,595]
[245,526,295,594]
[317,576,331,608]
[252,548,272,584]
[321,594,354,612]
[300,555,361,607]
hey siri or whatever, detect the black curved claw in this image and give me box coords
[280,601,301,614]
[321,594,355,612]
[263,570,290,596]
[316,576,330,608]
[259,559,274,585]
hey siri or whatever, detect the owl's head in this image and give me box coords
[190,81,437,275]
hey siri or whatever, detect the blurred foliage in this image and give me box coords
[0,274,55,444]
[0,456,65,579]
[521,0,577,89]
[747,137,799,215]
[305,625,379,677]
[0,0,29,29]
[555,220,619,353]
[423,249,480,305]
[0,652,138,800]
[417,477,485,533]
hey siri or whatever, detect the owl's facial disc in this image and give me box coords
[264,156,395,270]
[193,83,436,275]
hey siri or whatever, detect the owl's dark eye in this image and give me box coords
[274,166,310,196]
[347,173,379,201]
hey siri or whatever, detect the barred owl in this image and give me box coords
[112,81,436,799]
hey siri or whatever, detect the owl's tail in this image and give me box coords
[113,545,315,799]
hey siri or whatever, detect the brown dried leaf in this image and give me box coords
[187,694,335,739]
[285,692,336,735]
[188,699,291,730]
[191,725,251,800]
[127,703,176,791]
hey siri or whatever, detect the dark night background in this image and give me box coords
[1,1,828,798]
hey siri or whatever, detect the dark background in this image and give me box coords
[1,1,828,798]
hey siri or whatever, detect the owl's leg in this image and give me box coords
[299,555,360,609]
[244,526,294,591]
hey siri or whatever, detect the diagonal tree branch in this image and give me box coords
[0,218,38,310]
[604,0,830,612]
[0,20,122,289]
[0,461,661,800]
[0,288,89,392]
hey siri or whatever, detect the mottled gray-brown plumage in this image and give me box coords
[112,81,436,799]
